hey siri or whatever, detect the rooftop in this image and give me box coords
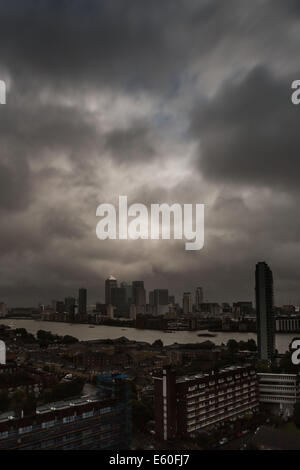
[0,394,100,422]
[176,364,252,384]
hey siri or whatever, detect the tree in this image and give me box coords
[40,387,53,404]
[0,390,10,412]
[62,335,78,344]
[196,432,211,449]
[11,389,26,417]
[40,378,84,404]
[255,360,271,373]
[227,339,239,353]
[23,393,36,416]
[37,330,55,342]
[152,339,163,348]
[239,339,257,351]
[132,399,153,431]
[15,328,36,343]
[246,339,257,351]
[279,351,300,374]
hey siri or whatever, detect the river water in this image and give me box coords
[0,318,297,353]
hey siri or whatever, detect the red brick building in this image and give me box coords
[73,351,132,371]
[0,394,131,450]
[154,365,259,440]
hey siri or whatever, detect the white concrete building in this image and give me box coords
[276,316,300,332]
[0,341,5,365]
[258,372,300,418]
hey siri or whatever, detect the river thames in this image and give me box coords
[0,318,298,353]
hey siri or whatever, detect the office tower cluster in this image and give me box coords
[182,286,221,316]
[149,289,169,316]
[41,288,88,323]
[181,287,204,315]
[104,276,175,319]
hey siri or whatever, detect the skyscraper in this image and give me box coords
[149,291,154,306]
[255,261,275,361]
[111,286,127,317]
[183,292,192,314]
[78,288,87,316]
[132,281,146,306]
[132,281,146,314]
[153,289,169,306]
[120,282,133,304]
[65,296,76,321]
[153,289,169,315]
[105,275,117,305]
[195,287,204,310]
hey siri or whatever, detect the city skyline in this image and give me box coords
[3,262,296,310]
[0,270,256,309]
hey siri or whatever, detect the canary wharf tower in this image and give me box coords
[255,262,275,361]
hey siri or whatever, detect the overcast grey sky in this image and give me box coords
[0,0,300,306]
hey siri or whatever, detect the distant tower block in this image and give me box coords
[105,275,117,305]
[255,261,275,361]
[0,340,6,364]
[195,287,204,310]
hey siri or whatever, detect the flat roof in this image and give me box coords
[35,394,100,414]
[176,365,251,384]
[0,412,15,423]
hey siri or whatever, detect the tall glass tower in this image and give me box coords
[255,261,275,361]
[78,287,87,316]
[105,275,117,305]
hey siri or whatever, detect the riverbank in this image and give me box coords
[0,318,296,353]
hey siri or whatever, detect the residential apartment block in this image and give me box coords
[154,365,259,440]
[0,374,131,450]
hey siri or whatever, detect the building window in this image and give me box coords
[63,415,75,424]
[42,420,56,429]
[100,407,112,414]
[19,426,32,435]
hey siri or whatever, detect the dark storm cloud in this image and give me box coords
[275,0,300,15]
[0,0,250,92]
[0,97,99,158]
[104,125,155,163]
[0,85,160,174]
[41,208,88,240]
[190,66,300,190]
[0,158,32,211]
[0,0,300,306]
[0,218,44,255]
[0,94,100,216]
